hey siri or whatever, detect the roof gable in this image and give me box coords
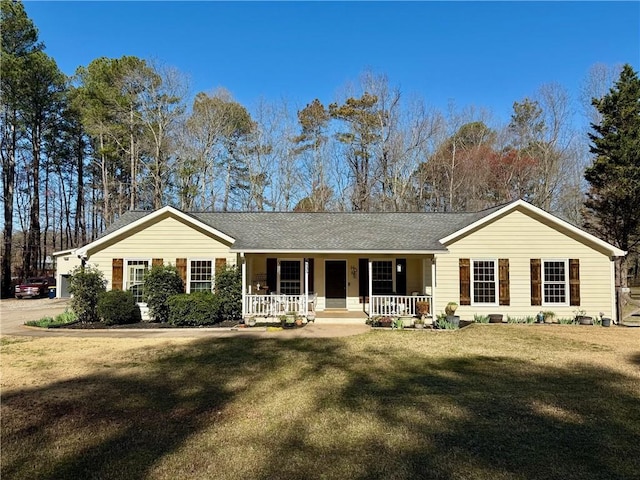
[76,206,236,258]
[439,199,626,257]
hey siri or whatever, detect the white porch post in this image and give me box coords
[431,256,437,317]
[368,259,373,315]
[304,258,309,317]
[241,252,246,317]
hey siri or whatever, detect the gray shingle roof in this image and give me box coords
[100,205,506,252]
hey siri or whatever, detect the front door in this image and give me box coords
[325,260,347,309]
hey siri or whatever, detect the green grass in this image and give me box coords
[2,326,639,480]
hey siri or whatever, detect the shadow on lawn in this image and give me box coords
[2,336,639,480]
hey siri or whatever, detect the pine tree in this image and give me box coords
[584,64,640,288]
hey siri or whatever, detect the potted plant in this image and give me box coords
[246,316,257,327]
[445,302,458,316]
[574,309,592,325]
[414,316,425,329]
[445,302,460,327]
[543,311,555,323]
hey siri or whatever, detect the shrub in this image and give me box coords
[97,290,140,325]
[143,265,184,322]
[215,265,242,321]
[69,265,107,323]
[168,292,220,326]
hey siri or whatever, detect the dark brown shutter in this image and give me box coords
[215,258,227,273]
[176,258,187,292]
[266,258,277,294]
[306,258,314,293]
[152,258,163,267]
[569,259,580,306]
[459,258,471,305]
[499,259,510,306]
[531,259,542,306]
[112,258,123,291]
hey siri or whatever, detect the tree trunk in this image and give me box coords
[1,112,17,296]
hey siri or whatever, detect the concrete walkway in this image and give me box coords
[0,298,371,339]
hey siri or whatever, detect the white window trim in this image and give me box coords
[278,258,303,295]
[471,258,499,306]
[187,258,215,294]
[124,258,151,305]
[541,258,570,307]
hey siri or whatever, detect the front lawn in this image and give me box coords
[2,325,639,480]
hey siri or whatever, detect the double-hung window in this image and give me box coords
[472,259,497,305]
[190,260,213,293]
[372,260,393,295]
[279,260,301,295]
[126,260,149,303]
[543,260,568,305]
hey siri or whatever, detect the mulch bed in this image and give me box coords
[64,320,240,329]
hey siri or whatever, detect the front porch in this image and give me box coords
[240,253,436,322]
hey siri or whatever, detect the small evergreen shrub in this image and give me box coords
[97,290,140,325]
[69,265,107,323]
[143,265,184,322]
[214,266,242,321]
[168,292,220,326]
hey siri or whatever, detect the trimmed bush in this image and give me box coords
[168,292,220,326]
[97,290,140,325]
[69,265,107,323]
[215,266,242,321]
[143,265,184,322]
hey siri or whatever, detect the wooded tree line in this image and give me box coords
[1,0,639,296]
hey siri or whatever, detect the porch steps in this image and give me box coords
[312,310,368,325]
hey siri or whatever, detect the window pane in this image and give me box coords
[280,261,301,295]
[473,260,496,304]
[543,261,566,304]
[190,260,213,293]
[372,261,393,295]
[127,260,149,303]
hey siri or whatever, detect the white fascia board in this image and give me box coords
[439,199,627,257]
[52,248,76,257]
[76,206,236,257]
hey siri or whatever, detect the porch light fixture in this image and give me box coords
[350,265,357,278]
[397,263,403,273]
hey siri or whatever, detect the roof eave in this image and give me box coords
[231,248,448,255]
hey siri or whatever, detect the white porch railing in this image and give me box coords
[370,295,432,317]
[244,294,316,317]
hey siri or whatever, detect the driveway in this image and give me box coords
[0,298,370,339]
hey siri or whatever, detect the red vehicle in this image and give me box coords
[14,277,56,299]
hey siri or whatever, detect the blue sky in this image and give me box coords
[23,1,640,124]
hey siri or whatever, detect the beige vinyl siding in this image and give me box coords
[436,208,615,319]
[86,216,235,290]
[54,252,82,276]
